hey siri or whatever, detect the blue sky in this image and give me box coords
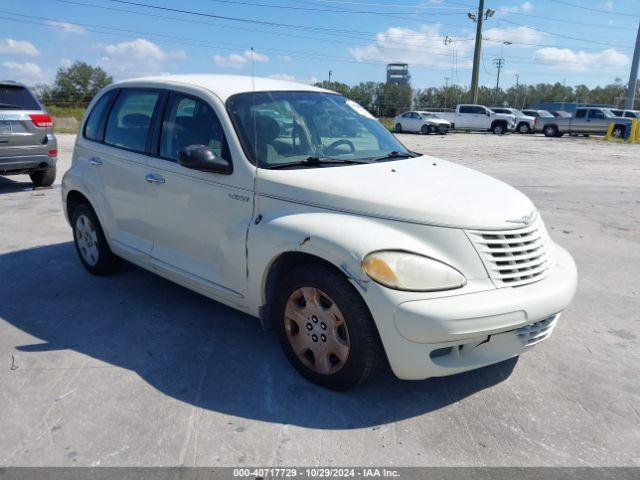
[0,0,638,89]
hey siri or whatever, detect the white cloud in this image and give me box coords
[98,38,186,77]
[498,1,534,14]
[269,73,296,82]
[1,61,43,83]
[603,0,614,10]
[0,38,39,57]
[484,26,549,46]
[278,55,293,63]
[212,50,270,69]
[348,24,473,68]
[45,20,86,34]
[533,47,629,72]
[212,53,248,69]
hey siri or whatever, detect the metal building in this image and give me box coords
[386,63,411,86]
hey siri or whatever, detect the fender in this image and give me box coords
[244,207,488,317]
[61,162,108,231]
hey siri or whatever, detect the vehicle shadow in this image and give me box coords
[0,175,35,194]
[0,242,518,430]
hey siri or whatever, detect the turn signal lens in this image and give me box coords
[362,251,466,292]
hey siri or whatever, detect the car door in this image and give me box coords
[471,106,489,129]
[572,109,587,133]
[77,88,160,260]
[399,112,413,131]
[456,106,475,129]
[409,112,422,131]
[144,90,253,301]
[587,109,610,134]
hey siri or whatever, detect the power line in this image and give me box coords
[552,0,639,18]
[504,10,637,31]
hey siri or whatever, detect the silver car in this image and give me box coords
[0,81,57,187]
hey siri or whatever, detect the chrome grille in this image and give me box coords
[466,217,555,287]
[516,314,559,346]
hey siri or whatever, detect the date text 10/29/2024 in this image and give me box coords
[233,468,400,478]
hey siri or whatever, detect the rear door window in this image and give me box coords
[104,89,160,153]
[0,85,41,110]
[575,109,587,118]
[459,106,474,114]
[84,90,116,142]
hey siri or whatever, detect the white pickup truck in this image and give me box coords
[439,104,516,134]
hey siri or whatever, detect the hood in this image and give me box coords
[256,155,536,230]
[494,113,516,122]
[425,118,451,125]
[517,114,535,122]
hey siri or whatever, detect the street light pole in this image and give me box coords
[469,0,484,104]
[626,22,640,110]
[328,70,332,85]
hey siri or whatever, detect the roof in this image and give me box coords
[112,74,330,101]
[0,80,26,87]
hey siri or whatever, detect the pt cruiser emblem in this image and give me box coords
[506,211,536,225]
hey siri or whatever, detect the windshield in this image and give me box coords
[227,91,410,168]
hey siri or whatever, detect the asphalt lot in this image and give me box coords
[0,132,638,467]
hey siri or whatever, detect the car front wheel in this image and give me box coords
[394,123,402,133]
[274,264,383,390]
[517,123,530,134]
[421,124,430,135]
[71,203,122,275]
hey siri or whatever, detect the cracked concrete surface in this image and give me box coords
[0,133,638,466]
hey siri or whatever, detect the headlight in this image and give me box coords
[362,251,466,292]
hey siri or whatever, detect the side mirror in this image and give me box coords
[486,111,491,116]
[178,145,232,175]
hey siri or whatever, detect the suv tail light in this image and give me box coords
[29,114,53,128]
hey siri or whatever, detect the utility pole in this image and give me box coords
[514,73,520,108]
[626,21,640,110]
[468,1,495,104]
[444,76,450,109]
[493,57,505,105]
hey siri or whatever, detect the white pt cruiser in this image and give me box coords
[62,75,577,390]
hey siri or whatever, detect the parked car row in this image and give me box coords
[393,104,638,139]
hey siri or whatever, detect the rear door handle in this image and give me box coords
[89,157,103,166]
[145,173,165,184]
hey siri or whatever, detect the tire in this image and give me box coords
[71,203,122,275]
[517,122,530,134]
[491,123,506,135]
[612,125,625,138]
[544,125,559,137]
[421,124,430,135]
[273,264,383,390]
[29,165,56,187]
[394,123,402,133]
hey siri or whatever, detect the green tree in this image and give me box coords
[43,61,112,106]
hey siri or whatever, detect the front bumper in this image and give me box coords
[374,244,577,380]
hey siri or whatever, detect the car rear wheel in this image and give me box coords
[394,123,403,133]
[544,125,559,137]
[71,203,122,275]
[29,166,56,187]
[612,125,625,138]
[273,264,383,390]
[517,122,530,134]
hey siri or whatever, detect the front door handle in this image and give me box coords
[145,173,165,184]
[89,157,103,166]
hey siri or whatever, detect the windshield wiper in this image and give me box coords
[266,156,371,169]
[369,151,418,162]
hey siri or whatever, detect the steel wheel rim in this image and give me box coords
[284,287,350,375]
[75,214,99,266]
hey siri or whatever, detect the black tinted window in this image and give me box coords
[84,91,115,141]
[160,93,228,161]
[0,85,41,110]
[459,106,473,114]
[104,89,159,153]
[575,109,586,118]
[589,110,605,119]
